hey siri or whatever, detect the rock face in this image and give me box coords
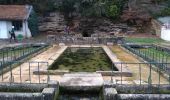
[38,12,66,34]
[79,17,136,36]
[121,0,167,26]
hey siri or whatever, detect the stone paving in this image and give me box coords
[102,46,130,72]
[60,73,103,91]
[0,45,63,83]
[109,45,169,84]
[0,44,169,85]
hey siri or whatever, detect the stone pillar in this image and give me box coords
[42,88,57,100]
[103,88,118,100]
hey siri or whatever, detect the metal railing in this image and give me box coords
[0,44,48,69]
[123,44,170,73]
[111,62,170,85]
[0,60,170,85]
[0,61,49,84]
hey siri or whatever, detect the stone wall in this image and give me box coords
[103,83,170,100]
[151,19,162,37]
[0,82,58,100]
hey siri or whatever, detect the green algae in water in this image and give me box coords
[49,47,118,72]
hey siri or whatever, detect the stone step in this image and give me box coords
[59,73,104,91]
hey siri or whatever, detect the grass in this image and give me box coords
[125,37,165,44]
[109,45,169,84]
[49,47,117,72]
[136,47,170,62]
[0,47,38,59]
[143,48,169,57]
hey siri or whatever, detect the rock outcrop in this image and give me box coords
[39,12,66,34]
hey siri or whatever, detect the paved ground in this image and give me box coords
[0,44,169,84]
[60,73,103,91]
[0,45,62,83]
[109,45,169,84]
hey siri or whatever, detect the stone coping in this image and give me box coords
[0,82,58,100]
[60,73,103,86]
[59,73,103,91]
[69,45,101,47]
[103,87,170,100]
[103,83,170,99]
[34,70,132,77]
[102,46,132,73]
[33,45,132,77]
[0,88,57,100]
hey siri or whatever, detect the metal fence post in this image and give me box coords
[29,62,31,83]
[139,63,141,85]
[47,62,50,83]
[0,62,3,82]
[158,65,161,86]
[169,74,170,85]
[121,62,122,85]
[7,49,9,62]
[2,50,4,65]
[10,62,13,83]
[111,63,113,83]
[20,64,22,83]
[38,62,40,83]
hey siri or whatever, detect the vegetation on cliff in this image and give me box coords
[59,0,127,19]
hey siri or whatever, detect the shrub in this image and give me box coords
[28,10,39,37]
[160,7,170,16]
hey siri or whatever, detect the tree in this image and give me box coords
[28,10,39,36]
[0,0,57,14]
[105,5,119,18]
[59,0,76,19]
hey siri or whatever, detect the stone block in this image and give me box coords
[42,88,56,100]
[59,73,103,91]
[103,88,117,100]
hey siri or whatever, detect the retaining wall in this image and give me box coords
[103,83,170,100]
[0,81,58,100]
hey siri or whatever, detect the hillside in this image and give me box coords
[0,0,169,36]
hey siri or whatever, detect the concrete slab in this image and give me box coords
[59,73,104,91]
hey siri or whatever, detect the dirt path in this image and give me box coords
[109,45,169,84]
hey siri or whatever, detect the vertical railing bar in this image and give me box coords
[20,64,22,83]
[38,62,40,84]
[121,62,122,85]
[2,50,4,65]
[169,74,170,85]
[10,62,12,83]
[29,62,31,84]
[158,63,161,86]
[7,50,8,62]
[139,63,141,85]
[111,62,113,83]
[47,62,50,83]
[1,62,3,82]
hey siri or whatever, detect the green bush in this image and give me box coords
[17,34,24,41]
[160,7,170,16]
[28,10,38,37]
[106,5,119,18]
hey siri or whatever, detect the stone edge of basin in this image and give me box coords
[0,81,59,100]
